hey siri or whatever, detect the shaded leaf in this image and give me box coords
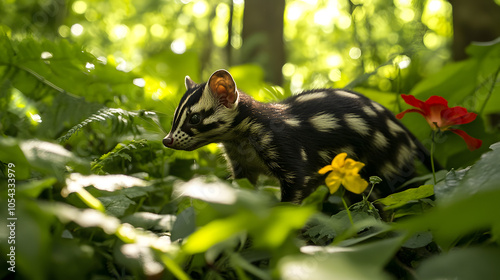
[450,142,500,199]
[99,195,136,217]
[171,206,196,241]
[122,212,176,232]
[62,173,148,197]
[417,247,500,280]
[279,236,404,280]
[43,202,120,234]
[182,211,254,254]
[19,140,90,178]
[376,184,434,210]
[434,168,470,201]
[402,231,433,249]
[17,177,57,197]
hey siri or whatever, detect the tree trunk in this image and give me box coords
[241,0,286,85]
[449,0,500,60]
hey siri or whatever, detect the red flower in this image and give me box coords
[396,94,482,151]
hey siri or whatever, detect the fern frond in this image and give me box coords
[57,108,158,143]
[91,139,150,174]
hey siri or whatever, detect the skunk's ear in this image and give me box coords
[207,69,238,109]
[185,76,198,90]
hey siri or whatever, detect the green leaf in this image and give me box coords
[175,176,238,205]
[375,184,434,210]
[43,202,121,234]
[182,211,254,254]
[449,142,500,200]
[396,188,500,250]
[0,137,31,180]
[301,185,329,207]
[417,247,500,280]
[99,195,137,217]
[62,173,148,197]
[122,212,176,232]
[434,168,469,201]
[305,201,384,245]
[279,236,405,280]
[253,205,315,248]
[171,207,196,241]
[17,177,57,198]
[114,243,164,277]
[402,231,433,249]
[19,139,90,178]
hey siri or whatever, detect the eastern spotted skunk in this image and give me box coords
[163,69,435,203]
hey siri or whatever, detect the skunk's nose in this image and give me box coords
[163,135,174,147]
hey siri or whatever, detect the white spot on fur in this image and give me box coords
[318,150,332,162]
[309,113,340,132]
[397,144,414,166]
[373,131,389,149]
[344,113,370,136]
[304,176,311,185]
[285,172,296,183]
[336,90,359,99]
[363,106,378,117]
[372,102,386,112]
[386,119,405,136]
[381,161,399,177]
[340,146,356,158]
[284,117,301,127]
[296,92,328,103]
[300,148,307,161]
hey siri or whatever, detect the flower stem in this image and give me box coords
[341,189,354,225]
[430,130,437,185]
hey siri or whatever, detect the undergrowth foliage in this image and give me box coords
[1,32,500,280]
[57,108,158,144]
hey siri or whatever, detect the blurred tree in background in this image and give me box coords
[0,0,469,94]
[1,1,500,279]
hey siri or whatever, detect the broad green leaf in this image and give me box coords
[17,177,57,198]
[230,252,271,280]
[434,168,469,201]
[114,243,164,277]
[410,59,477,103]
[0,137,31,180]
[175,176,238,205]
[99,195,136,217]
[396,188,500,250]
[449,142,500,199]
[305,201,384,245]
[232,178,255,190]
[122,212,176,232]
[0,198,53,280]
[417,247,500,280]
[43,202,121,234]
[279,236,404,280]
[301,185,329,207]
[376,184,434,210]
[19,139,90,178]
[62,173,148,196]
[402,231,433,249]
[171,207,196,241]
[253,205,315,248]
[182,211,255,254]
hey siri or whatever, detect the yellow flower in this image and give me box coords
[318,153,369,194]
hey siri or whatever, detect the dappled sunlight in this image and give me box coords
[1,0,500,279]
